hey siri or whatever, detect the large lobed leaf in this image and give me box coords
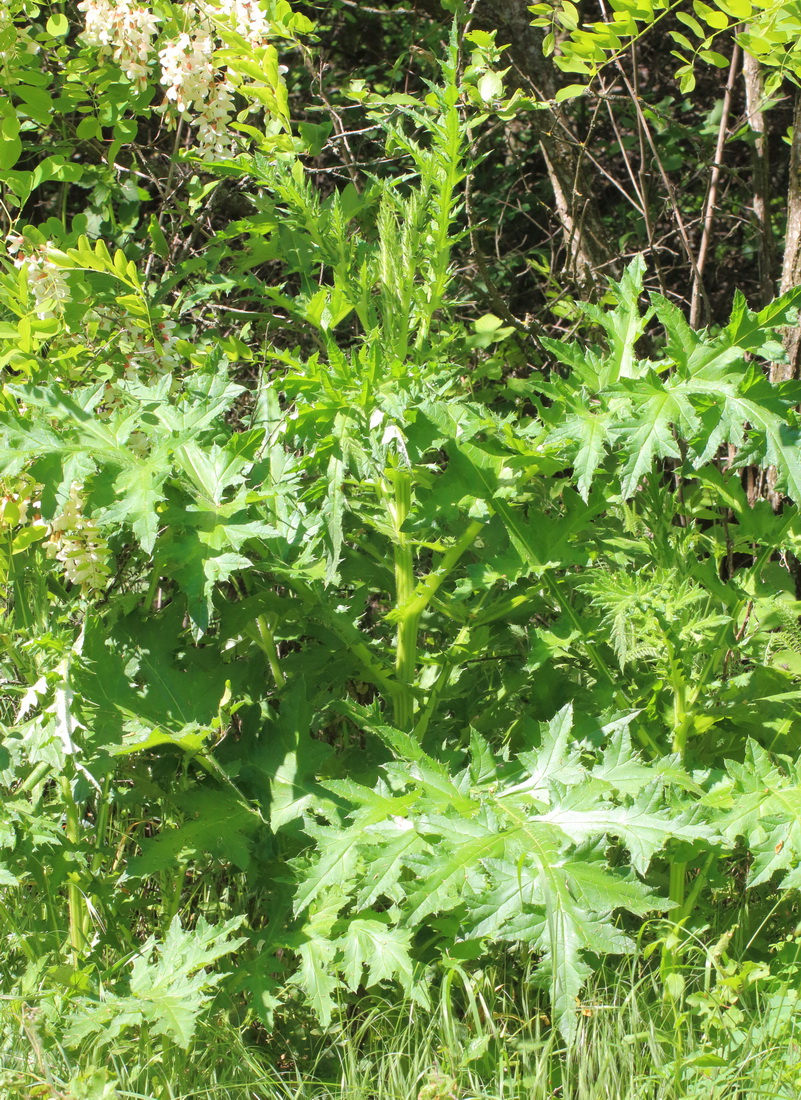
[539,267,801,502]
[293,703,719,1038]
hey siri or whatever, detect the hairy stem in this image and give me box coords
[59,775,86,963]
[254,613,286,690]
[392,470,418,730]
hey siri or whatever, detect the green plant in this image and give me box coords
[529,0,801,96]
[2,0,801,1086]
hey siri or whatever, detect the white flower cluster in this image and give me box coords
[158,28,216,114]
[77,0,159,87]
[158,25,236,159]
[81,304,182,380]
[204,0,271,46]
[194,79,237,160]
[46,484,112,595]
[76,0,278,161]
[8,236,71,319]
[121,317,182,377]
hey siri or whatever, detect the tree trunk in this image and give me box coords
[742,52,776,310]
[763,83,801,507]
[776,86,801,384]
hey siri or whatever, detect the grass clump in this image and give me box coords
[5,947,801,1100]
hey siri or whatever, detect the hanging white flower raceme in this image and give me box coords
[200,0,271,47]
[194,78,237,159]
[121,317,183,376]
[82,304,182,380]
[158,23,238,159]
[8,236,71,320]
[25,253,72,319]
[158,29,216,115]
[46,484,112,595]
[77,0,160,87]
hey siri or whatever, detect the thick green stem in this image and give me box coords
[143,551,163,611]
[17,760,51,794]
[662,858,689,992]
[84,776,113,942]
[392,471,418,730]
[59,775,85,963]
[390,481,485,731]
[90,777,111,876]
[289,577,399,701]
[669,860,686,910]
[164,863,188,930]
[670,660,691,757]
[679,851,716,923]
[396,520,485,624]
[255,613,285,690]
[412,607,480,744]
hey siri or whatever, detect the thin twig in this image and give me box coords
[690,43,742,327]
[335,0,419,13]
[300,44,362,188]
[568,91,615,284]
[600,89,646,216]
[630,42,669,297]
[613,60,711,320]
[464,168,547,350]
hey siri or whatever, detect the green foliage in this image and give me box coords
[65,915,246,1050]
[1,0,801,1089]
[530,0,801,94]
[538,259,801,502]
[296,704,715,1037]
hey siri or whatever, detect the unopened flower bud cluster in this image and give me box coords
[7,236,71,320]
[77,0,277,160]
[46,484,112,595]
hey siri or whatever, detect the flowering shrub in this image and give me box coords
[158,23,237,158]
[66,0,305,161]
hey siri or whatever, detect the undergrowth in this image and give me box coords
[2,2,801,1097]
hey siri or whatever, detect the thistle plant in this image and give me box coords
[0,0,800,1075]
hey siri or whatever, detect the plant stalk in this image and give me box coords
[255,613,285,690]
[392,470,418,730]
[59,775,86,963]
